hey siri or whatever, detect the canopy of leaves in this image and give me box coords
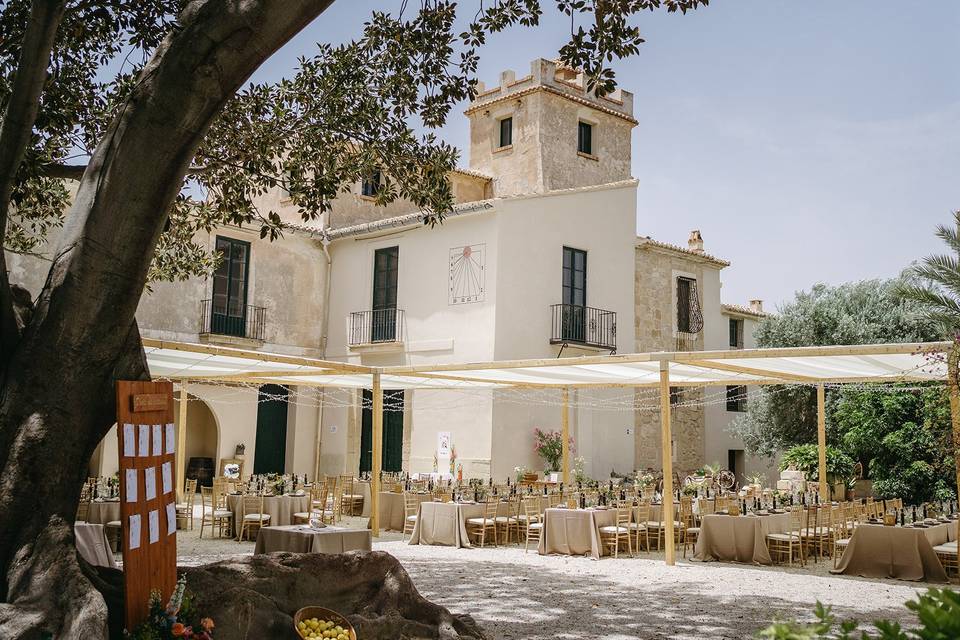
[729,277,943,457]
[778,443,855,481]
[1,0,708,283]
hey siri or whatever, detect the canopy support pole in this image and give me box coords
[370,371,383,537]
[561,387,570,485]
[177,384,188,495]
[817,384,828,500]
[660,361,676,566]
[949,359,960,506]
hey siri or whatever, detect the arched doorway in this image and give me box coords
[175,394,220,491]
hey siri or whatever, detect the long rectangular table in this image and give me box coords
[254,525,372,555]
[693,513,793,565]
[832,522,957,583]
[538,507,618,560]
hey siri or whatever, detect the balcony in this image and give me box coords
[349,308,405,349]
[550,304,617,352]
[199,300,266,345]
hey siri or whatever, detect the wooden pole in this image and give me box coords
[817,383,828,500]
[660,361,676,566]
[561,387,570,485]
[369,371,383,536]
[949,360,960,507]
[177,383,188,494]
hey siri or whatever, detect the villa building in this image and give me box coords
[4,58,774,486]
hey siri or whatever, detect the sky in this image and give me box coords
[250,1,959,310]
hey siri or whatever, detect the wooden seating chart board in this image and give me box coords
[116,380,177,631]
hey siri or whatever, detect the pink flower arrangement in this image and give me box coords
[533,428,575,473]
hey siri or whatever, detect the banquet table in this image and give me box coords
[86,499,121,525]
[75,523,116,569]
[226,493,310,537]
[253,525,372,555]
[693,513,792,565]
[378,492,431,532]
[538,507,617,560]
[832,522,957,583]
[408,500,512,547]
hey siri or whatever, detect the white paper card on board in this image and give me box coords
[161,461,172,495]
[129,514,141,550]
[137,425,150,457]
[165,423,175,454]
[152,424,162,456]
[166,501,177,535]
[125,469,138,503]
[148,509,159,544]
[122,423,136,457]
[144,466,157,501]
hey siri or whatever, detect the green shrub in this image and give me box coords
[758,588,960,639]
[779,444,855,482]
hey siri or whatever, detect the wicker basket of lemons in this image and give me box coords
[294,606,357,640]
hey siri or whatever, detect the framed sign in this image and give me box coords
[448,244,485,305]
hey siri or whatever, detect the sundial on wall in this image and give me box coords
[448,244,485,305]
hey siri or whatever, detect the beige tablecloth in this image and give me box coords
[75,523,116,569]
[253,525,372,554]
[226,494,310,536]
[408,501,512,547]
[357,481,372,517]
[832,523,952,582]
[378,492,431,532]
[693,513,792,565]
[86,500,121,525]
[538,508,617,560]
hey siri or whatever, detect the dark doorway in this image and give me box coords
[728,449,745,484]
[210,236,250,337]
[253,384,288,474]
[360,389,404,474]
[371,246,399,342]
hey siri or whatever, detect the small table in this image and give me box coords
[538,507,617,560]
[75,523,116,569]
[254,525,372,554]
[86,500,121,525]
[832,523,954,583]
[693,513,793,565]
[226,494,310,537]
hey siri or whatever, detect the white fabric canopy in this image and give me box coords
[143,338,949,389]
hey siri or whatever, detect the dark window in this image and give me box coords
[499,117,513,147]
[729,317,744,348]
[726,385,747,412]
[670,386,684,408]
[210,236,250,337]
[577,121,593,155]
[560,246,587,342]
[361,170,381,197]
[372,246,399,341]
[677,277,696,333]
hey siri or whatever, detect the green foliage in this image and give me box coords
[730,278,943,457]
[779,444,854,482]
[757,588,960,639]
[2,0,708,284]
[834,385,955,504]
[896,210,960,333]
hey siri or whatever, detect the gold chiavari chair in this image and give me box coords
[629,500,651,553]
[767,505,805,567]
[521,497,543,553]
[466,500,498,547]
[76,484,91,522]
[175,478,198,531]
[495,497,521,545]
[199,485,233,538]
[402,491,420,541]
[294,484,330,524]
[599,503,633,558]
[679,496,700,558]
[340,475,364,517]
[800,505,830,561]
[238,493,270,542]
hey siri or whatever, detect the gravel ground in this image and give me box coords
[168,514,950,639]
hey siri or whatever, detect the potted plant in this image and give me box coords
[779,444,855,492]
[532,428,573,477]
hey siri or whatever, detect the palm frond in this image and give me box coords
[933,210,960,254]
[912,255,960,299]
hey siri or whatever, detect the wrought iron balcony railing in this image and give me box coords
[349,308,404,346]
[550,303,617,351]
[200,300,266,341]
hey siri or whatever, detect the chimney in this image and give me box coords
[687,229,704,254]
[750,299,764,314]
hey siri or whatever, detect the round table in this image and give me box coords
[226,493,310,537]
[86,500,121,524]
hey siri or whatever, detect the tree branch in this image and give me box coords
[0,0,67,365]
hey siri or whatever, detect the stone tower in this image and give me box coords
[465,58,637,197]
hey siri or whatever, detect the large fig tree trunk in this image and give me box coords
[0,2,333,638]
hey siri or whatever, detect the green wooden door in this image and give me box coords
[360,389,404,474]
[253,384,288,474]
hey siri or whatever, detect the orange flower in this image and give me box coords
[171,622,186,636]
[200,618,215,631]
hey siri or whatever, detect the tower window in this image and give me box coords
[577,121,593,155]
[498,117,513,148]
